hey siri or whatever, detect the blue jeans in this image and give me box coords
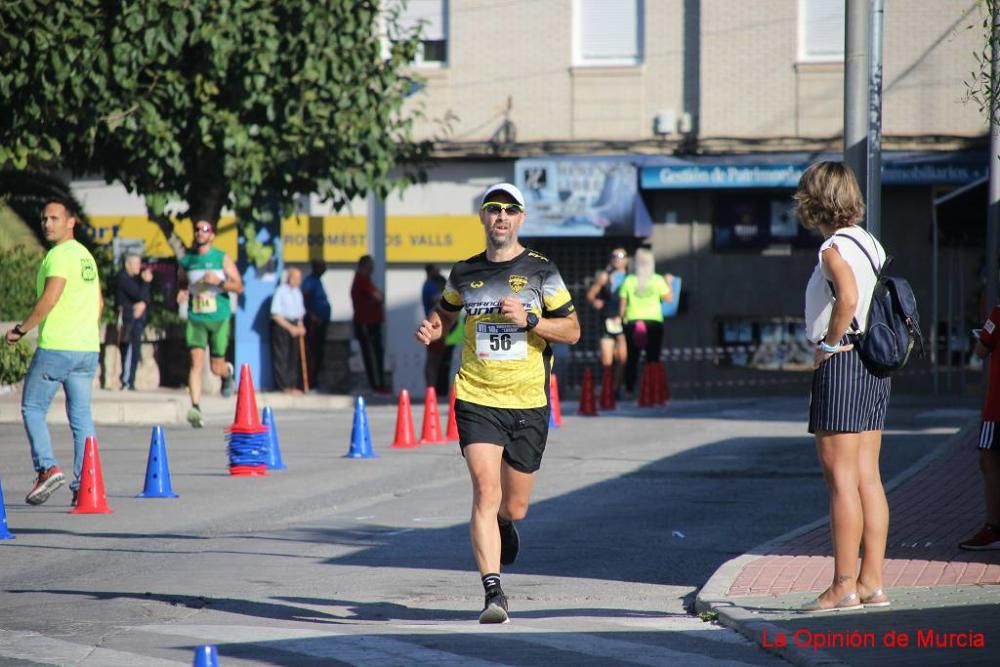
[21,348,99,490]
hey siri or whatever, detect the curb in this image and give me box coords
[0,390,356,426]
[695,417,981,666]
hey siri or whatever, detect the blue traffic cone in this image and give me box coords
[0,477,15,540]
[261,406,287,470]
[345,395,377,458]
[136,426,178,498]
[192,644,219,666]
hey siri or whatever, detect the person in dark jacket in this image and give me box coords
[116,253,152,390]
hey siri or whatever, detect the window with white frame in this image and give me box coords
[574,0,643,66]
[397,0,448,67]
[799,0,844,62]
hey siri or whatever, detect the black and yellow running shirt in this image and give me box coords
[441,248,575,409]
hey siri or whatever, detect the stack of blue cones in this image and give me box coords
[226,429,270,472]
[137,426,179,498]
[0,477,15,540]
[345,396,376,458]
[261,406,287,470]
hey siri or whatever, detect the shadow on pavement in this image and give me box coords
[285,429,951,588]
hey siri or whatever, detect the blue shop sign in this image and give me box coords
[640,154,986,189]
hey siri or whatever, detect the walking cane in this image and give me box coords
[298,333,310,392]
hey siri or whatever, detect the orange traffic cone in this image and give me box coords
[391,389,419,448]
[420,387,446,445]
[599,365,616,410]
[71,436,112,514]
[578,367,598,416]
[550,373,564,427]
[229,363,264,433]
[446,384,459,441]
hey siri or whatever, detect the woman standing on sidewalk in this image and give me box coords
[796,161,892,612]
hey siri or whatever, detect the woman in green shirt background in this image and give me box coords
[618,247,673,397]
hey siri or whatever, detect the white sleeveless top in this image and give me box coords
[803,226,887,343]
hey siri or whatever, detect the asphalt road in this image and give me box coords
[0,394,977,666]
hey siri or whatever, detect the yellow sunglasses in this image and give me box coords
[481,202,525,215]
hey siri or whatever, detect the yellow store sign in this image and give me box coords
[88,214,484,263]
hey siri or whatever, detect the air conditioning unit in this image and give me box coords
[653,110,676,136]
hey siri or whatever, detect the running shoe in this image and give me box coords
[25,467,66,505]
[187,406,205,428]
[221,362,235,398]
[959,523,1000,550]
[478,588,510,624]
[499,517,520,566]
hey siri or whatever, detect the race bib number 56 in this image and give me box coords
[475,322,527,361]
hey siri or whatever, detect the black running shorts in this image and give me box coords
[454,399,550,473]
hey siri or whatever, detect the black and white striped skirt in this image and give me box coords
[808,343,891,434]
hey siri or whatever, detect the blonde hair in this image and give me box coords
[793,161,865,231]
[634,247,655,294]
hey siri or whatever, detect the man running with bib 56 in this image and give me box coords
[415,183,580,623]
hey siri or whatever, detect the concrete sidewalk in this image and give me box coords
[697,418,1000,666]
[0,386,358,426]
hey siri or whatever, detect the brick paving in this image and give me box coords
[727,427,1000,597]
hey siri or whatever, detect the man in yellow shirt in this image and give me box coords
[4,198,103,506]
[415,183,581,624]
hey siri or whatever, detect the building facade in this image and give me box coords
[75,1,988,395]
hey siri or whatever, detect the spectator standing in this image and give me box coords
[422,263,455,396]
[586,247,629,397]
[301,259,331,390]
[4,198,103,506]
[176,220,243,428]
[959,310,1000,550]
[351,254,387,392]
[270,267,307,394]
[796,161,892,611]
[116,252,152,390]
[618,247,673,396]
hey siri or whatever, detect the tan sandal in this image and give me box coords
[801,591,862,613]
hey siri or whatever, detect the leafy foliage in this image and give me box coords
[0,340,34,386]
[0,245,42,321]
[0,1,432,229]
[964,1,997,118]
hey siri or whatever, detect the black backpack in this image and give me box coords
[834,233,925,378]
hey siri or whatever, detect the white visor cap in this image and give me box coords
[481,182,526,208]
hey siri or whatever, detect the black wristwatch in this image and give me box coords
[12,324,26,337]
[525,313,539,331]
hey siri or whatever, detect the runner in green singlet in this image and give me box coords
[177,220,243,428]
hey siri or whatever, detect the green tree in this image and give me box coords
[0,0,431,244]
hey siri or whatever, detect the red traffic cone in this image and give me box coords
[638,362,654,407]
[578,367,598,416]
[655,361,670,405]
[391,389,419,448]
[420,387,446,445]
[599,365,616,410]
[71,436,112,514]
[446,384,459,441]
[550,373,564,426]
[229,363,265,434]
